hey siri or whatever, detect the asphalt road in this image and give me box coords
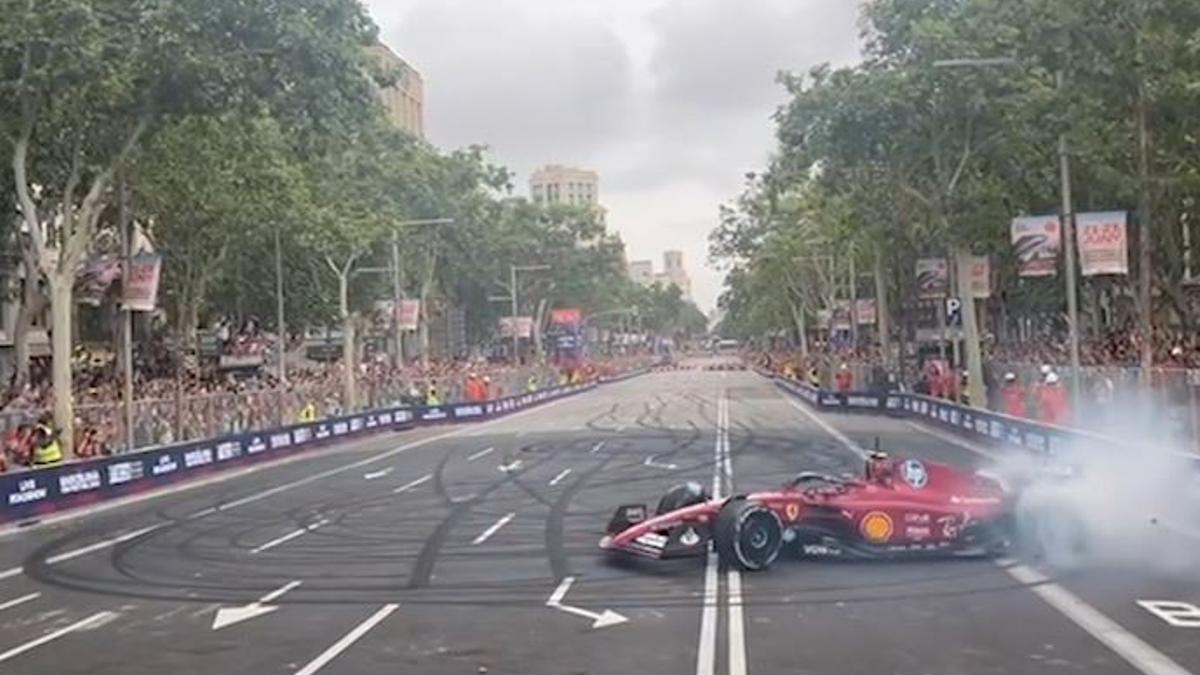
[1,365,1198,675]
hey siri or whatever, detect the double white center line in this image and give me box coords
[696,392,746,675]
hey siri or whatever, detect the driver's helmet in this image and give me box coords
[865,451,893,484]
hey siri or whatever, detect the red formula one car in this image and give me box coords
[601,453,1016,571]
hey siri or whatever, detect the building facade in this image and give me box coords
[627,260,654,286]
[370,43,425,138]
[628,250,693,300]
[530,165,599,207]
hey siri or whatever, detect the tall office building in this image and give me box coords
[370,43,425,138]
[530,165,599,206]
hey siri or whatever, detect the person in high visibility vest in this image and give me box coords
[32,416,63,466]
[297,402,317,422]
[526,374,538,393]
[426,382,441,406]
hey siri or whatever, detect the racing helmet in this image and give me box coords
[865,451,891,483]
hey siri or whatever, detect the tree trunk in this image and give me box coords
[789,301,808,357]
[48,274,75,455]
[955,247,986,408]
[1136,68,1153,380]
[338,271,356,411]
[873,245,892,367]
[12,265,46,389]
[533,297,549,356]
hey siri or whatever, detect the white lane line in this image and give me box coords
[0,592,39,612]
[695,551,719,675]
[1003,562,1193,675]
[188,506,218,519]
[590,441,606,454]
[393,474,432,494]
[363,467,393,480]
[0,611,116,665]
[467,446,495,462]
[45,523,164,565]
[251,518,329,554]
[781,396,867,459]
[727,569,747,675]
[801,395,1195,675]
[644,455,679,471]
[548,468,572,487]
[0,566,23,582]
[472,513,515,545]
[294,604,399,675]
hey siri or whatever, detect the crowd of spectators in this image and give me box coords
[1,350,649,474]
[987,327,1200,370]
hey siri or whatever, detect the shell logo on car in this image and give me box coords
[859,511,894,543]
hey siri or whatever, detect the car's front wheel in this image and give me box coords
[714,499,783,571]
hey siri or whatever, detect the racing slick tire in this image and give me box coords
[656,481,710,515]
[714,499,783,571]
[1017,502,1090,569]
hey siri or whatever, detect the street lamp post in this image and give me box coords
[933,57,1082,403]
[507,264,552,363]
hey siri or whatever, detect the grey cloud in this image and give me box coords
[387,0,636,171]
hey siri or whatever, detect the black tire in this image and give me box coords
[1017,502,1090,568]
[713,499,783,571]
[656,481,710,515]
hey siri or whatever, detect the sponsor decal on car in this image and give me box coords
[859,511,894,543]
[785,502,801,522]
[904,512,931,524]
[7,477,48,505]
[937,514,960,538]
[905,525,932,539]
[949,495,1001,505]
[802,543,841,556]
[107,460,144,485]
[901,459,928,489]
[59,470,102,495]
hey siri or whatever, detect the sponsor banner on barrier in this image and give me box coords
[0,378,609,524]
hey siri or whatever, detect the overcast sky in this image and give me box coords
[363,0,864,312]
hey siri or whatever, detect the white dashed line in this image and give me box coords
[393,474,432,494]
[45,524,164,565]
[294,604,399,675]
[472,513,515,544]
[251,519,329,554]
[0,567,23,582]
[0,611,117,665]
[548,469,572,486]
[467,446,495,462]
[0,592,39,612]
[590,441,606,454]
[363,468,393,480]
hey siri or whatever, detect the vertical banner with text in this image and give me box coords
[396,300,421,331]
[967,255,992,299]
[915,258,949,299]
[1076,211,1129,276]
[122,253,163,312]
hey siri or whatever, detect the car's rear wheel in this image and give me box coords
[714,499,783,571]
[656,481,709,515]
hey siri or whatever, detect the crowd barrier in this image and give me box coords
[0,371,648,525]
[757,367,1128,460]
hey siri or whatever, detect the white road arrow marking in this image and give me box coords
[499,459,523,473]
[546,576,628,629]
[251,519,329,554]
[644,455,678,471]
[548,469,572,486]
[393,474,432,494]
[211,580,301,630]
[363,468,393,480]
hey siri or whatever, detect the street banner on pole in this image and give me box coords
[915,258,949,299]
[831,302,852,331]
[855,298,877,325]
[550,308,582,326]
[122,253,162,311]
[396,300,421,331]
[1076,211,1129,276]
[499,316,534,339]
[967,255,992,298]
[1011,215,1061,277]
[78,255,121,306]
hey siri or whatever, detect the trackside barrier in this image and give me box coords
[0,375,647,525]
[755,367,1135,461]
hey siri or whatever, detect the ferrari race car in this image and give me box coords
[601,453,1023,571]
